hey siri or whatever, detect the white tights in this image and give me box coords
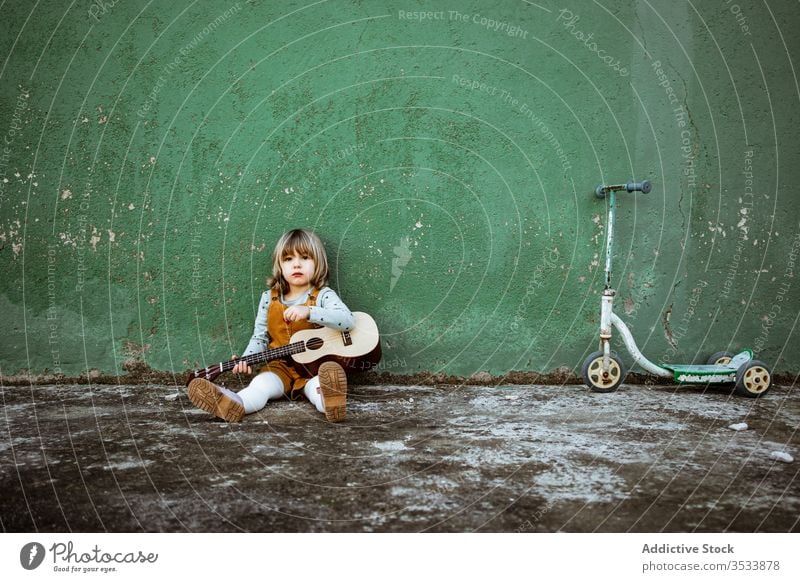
[236,371,324,414]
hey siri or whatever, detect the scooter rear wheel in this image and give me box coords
[706,351,735,365]
[582,351,627,393]
[734,360,772,398]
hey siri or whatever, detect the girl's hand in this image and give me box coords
[231,355,252,375]
[284,306,311,322]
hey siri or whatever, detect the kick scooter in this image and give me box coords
[581,180,772,398]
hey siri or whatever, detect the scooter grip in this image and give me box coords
[626,180,651,193]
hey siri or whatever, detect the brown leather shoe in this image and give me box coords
[318,361,347,422]
[187,378,245,422]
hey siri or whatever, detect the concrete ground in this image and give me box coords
[1,381,797,532]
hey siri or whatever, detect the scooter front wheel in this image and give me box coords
[582,351,627,393]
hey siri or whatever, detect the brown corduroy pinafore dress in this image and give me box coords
[259,287,320,399]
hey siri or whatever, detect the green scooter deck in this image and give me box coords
[661,350,752,384]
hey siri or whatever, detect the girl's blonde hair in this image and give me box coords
[267,229,329,293]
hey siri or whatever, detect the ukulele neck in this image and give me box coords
[223,341,307,372]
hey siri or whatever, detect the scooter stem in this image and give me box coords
[604,191,616,288]
[596,180,651,288]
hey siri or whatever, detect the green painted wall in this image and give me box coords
[1,0,798,380]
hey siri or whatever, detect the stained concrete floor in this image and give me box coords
[1,382,797,532]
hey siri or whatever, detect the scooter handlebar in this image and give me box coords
[627,180,651,193]
[595,180,651,198]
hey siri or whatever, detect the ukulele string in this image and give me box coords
[210,296,315,374]
[233,340,306,369]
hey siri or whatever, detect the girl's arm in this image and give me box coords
[242,291,271,356]
[309,287,355,331]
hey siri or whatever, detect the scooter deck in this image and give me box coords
[661,350,752,384]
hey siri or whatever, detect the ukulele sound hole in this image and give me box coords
[306,337,324,351]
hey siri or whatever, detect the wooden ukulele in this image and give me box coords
[186,312,381,385]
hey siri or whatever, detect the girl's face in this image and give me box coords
[281,251,315,292]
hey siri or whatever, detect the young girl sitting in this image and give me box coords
[187,228,354,423]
